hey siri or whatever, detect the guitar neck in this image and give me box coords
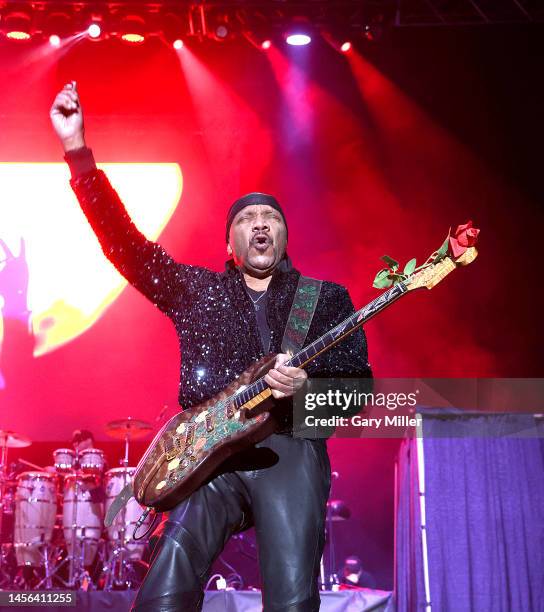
[233,282,409,409]
[288,282,408,368]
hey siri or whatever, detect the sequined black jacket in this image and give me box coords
[69,169,372,423]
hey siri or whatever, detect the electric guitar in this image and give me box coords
[105,235,478,526]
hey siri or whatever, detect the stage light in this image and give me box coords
[122,32,144,44]
[6,30,30,41]
[243,32,272,51]
[4,12,32,41]
[119,15,146,44]
[215,24,228,40]
[43,11,71,42]
[88,23,101,39]
[209,12,235,42]
[321,31,353,55]
[363,22,384,42]
[161,12,186,49]
[242,30,272,51]
[286,33,311,46]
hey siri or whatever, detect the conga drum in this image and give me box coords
[104,467,151,560]
[53,448,75,473]
[62,474,103,567]
[14,471,57,566]
[79,449,105,475]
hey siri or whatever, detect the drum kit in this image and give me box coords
[0,418,153,591]
[1,421,353,593]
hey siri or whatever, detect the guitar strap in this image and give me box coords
[281,275,322,355]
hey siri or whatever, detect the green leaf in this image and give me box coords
[431,238,449,264]
[437,237,449,256]
[377,278,393,289]
[373,268,393,289]
[373,268,389,281]
[373,278,393,289]
[381,255,399,271]
[403,258,417,275]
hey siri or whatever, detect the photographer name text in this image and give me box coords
[304,414,423,428]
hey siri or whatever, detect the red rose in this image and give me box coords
[449,220,480,258]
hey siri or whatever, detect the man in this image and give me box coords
[50,81,371,611]
[72,428,95,453]
[339,556,377,590]
[70,429,107,505]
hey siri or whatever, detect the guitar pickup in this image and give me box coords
[226,403,235,419]
[205,414,214,432]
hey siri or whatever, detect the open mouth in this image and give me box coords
[251,234,272,252]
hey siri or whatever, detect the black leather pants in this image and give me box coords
[132,434,331,612]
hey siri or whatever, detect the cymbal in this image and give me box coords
[106,417,152,440]
[0,430,31,448]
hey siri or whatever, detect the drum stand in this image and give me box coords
[100,417,153,590]
[102,500,131,591]
[67,453,95,589]
[319,478,350,590]
[33,541,59,590]
[35,537,96,591]
[0,547,14,588]
[102,433,136,590]
[102,543,130,590]
[43,452,97,590]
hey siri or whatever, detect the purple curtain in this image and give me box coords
[396,412,544,611]
[395,437,425,611]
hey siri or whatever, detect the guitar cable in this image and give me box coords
[133,508,159,541]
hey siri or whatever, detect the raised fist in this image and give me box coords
[50,81,86,152]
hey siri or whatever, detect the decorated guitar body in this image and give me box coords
[129,225,479,515]
[133,354,278,511]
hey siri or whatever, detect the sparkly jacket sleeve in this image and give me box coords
[68,160,210,315]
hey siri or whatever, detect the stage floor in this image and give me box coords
[0,589,393,611]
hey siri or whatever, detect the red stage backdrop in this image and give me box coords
[0,25,542,589]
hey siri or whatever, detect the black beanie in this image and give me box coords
[226,192,287,243]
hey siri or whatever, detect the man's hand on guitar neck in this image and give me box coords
[265,353,307,399]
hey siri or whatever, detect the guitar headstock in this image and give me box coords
[373,221,480,292]
[405,246,478,291]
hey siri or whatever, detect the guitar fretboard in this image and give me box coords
[232,282,408,409]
